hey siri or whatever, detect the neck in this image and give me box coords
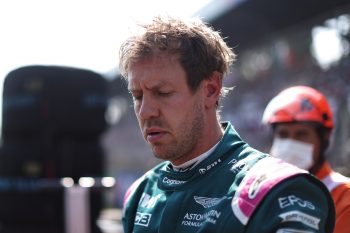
[194,120,224,157]
[310,156,326,175]
[204,120,224,149]
[170,121,224,166]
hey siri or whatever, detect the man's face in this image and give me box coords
[273,123,321,165]
[127,54,206,165]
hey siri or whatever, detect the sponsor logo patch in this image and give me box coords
[279,211,320,230]
[248,174,267,199]
[139,193,162,209]
[228,155,259,173]
[198,159,221,175]
[162,177,186,185]
[276,228,314,233]
[199,168,207,175]
[135,212,152,227]
[181,210,221,227]
[278,195,315,210]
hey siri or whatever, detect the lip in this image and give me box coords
[145,127,167,143]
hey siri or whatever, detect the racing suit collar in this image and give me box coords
[158,122,246,190]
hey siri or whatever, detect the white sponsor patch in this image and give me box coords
[198,159,221,175]
[278,195,315,210]
[135,212,152,227]
[279,211,320,230]
[162,177,186,185]
[276,228,314,233]
[181,210,221,227]
[139,193,162,209]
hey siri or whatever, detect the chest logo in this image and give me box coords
[135,212,152,227]
[140,193,162,209]
[194,196,226,208]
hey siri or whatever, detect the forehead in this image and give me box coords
[127,54,186,89]
[275,123,317,134]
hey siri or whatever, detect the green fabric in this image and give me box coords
[122,122,335,233]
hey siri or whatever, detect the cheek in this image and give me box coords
[313,143,321,157]
[164,95,191,112]
[311,141,322,161]
[133,105,139,116]
[161,101,192,126]
[133,104,143,121]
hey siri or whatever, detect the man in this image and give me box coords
[119,15,335,232]
[263,85,350,233]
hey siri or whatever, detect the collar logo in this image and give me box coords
[198,158,222,175]
[199,168,206,174]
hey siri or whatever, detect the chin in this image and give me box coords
[152,147,164,158]
[153,149,173,161]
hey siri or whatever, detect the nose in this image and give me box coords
[137,94,159,120]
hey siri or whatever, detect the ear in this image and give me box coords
[204,71,222,109]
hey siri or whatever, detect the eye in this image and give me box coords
[132,94,142,101]
[296,131,310,140]
[276,131,289,139]
[129,91,142,102]
[157,91,172,97]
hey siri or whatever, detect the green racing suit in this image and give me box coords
[122,122,335,233]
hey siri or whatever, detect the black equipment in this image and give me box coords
[0,65,108,233]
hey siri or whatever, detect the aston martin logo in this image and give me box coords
[194,196,226,208]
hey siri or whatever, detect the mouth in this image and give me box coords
[145,128,167,143]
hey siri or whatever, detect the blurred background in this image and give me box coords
[0,0,349,232]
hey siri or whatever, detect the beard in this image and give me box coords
[149,101,205,163]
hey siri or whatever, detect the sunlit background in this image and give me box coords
[0,0,349,174]
[0,0,348,129]
[1,0,350,190]
[0,0,213,77]
[0,0,225,129]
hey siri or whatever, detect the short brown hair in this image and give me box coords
[119,15,236,93]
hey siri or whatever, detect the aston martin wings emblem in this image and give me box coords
[194,196,226,208]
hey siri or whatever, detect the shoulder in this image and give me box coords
[232,156,335,232]
[332,182,350,233]
[123,162,167,208]
[321,170,350,214]
[333,181,350,200]
[332,181,350,215]
[231,156,308,225]
[322,171,350,193]
[121,162,167,231]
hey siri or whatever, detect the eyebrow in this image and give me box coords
[128,81,169,92]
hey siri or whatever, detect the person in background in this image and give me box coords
[263,85,350,233]
[118,15,335,233]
